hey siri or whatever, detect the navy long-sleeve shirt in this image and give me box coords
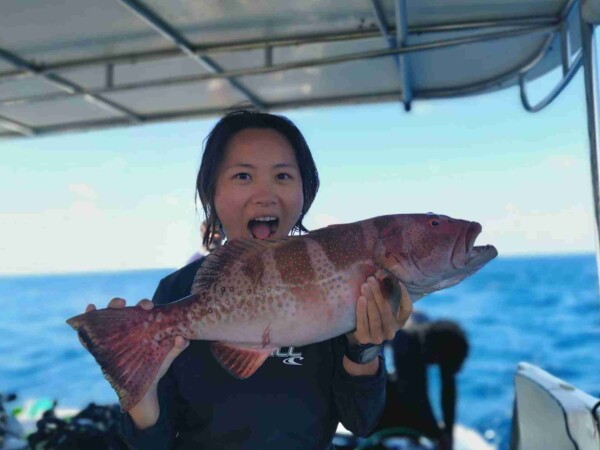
[121,258,386,449]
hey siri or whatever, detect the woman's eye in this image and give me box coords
[277,173,292,180]
[234,173,251,180]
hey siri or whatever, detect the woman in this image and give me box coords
[86,110,412,449]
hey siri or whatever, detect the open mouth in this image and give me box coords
[248,216,279,240]
[464,222,497,268]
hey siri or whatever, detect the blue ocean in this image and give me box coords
[1,254,599,449]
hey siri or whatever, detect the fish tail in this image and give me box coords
[66,306,175,412]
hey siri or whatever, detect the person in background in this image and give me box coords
[373,316,469,450]
[185,220,223,264]
[85,109,413,449]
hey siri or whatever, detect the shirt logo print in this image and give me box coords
[271,346,304,366]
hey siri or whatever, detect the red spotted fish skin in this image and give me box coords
[179,220,381,347]
[66,213,497,411]
[160,213,490,347]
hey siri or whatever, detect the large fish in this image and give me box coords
[67,213,497,411]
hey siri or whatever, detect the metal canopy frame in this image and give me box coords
[117,0,265,110]
[519,0,580,112]
[0,0,579,138]
[0,26,558,107]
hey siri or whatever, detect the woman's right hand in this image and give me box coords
[82,298,189,429]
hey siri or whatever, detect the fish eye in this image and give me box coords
[429,219,440,227]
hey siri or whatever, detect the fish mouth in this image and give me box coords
[463,222,497,270]
[247,216,279,240]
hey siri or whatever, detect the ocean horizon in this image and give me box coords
[1,251,596,278]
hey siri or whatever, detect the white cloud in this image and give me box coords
[412,101,435,116]
[155,220,197,267]
[309,213,342,229]
[163,195,180,206]
[68,183,97,200]
[0,203,196,274]
[427,159,441,175]
[483,204,595,254]
[544,155,580,170]
[100,157,127,172]
[69,200,101,219]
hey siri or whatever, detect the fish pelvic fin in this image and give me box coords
[66,307,176,412]
[210,342,276,379]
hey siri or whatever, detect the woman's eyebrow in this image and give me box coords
[225,163,255,170]
[225,162,298,170]
[273,163,299,170]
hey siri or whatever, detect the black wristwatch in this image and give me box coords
[343,336,382,364]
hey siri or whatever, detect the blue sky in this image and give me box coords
[0,69,594,274]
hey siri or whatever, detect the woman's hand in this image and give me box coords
[81,298,189,428]
[344,275,413,375]
[353,275,412,344]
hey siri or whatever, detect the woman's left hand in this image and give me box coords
[343,275,412,375]
[349,275,413,346]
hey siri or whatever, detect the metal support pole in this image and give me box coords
[579,6,600,295]
[395,0,412,111]
[106,63,114,89]
[560,21,571,75]
[370,0,412,111]
[371,0,396,48]
[265,46,273,68]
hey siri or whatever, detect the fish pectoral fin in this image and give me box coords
[210,342,276,379]
[374,269,403,317]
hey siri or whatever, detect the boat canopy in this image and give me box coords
[0,0,590,138]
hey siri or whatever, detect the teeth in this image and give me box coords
[252,216,277,222]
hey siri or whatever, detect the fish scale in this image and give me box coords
[67,213,497,411]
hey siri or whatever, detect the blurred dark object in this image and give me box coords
[375,317,469,450]
[334,426,435,449]
[0,393,27,450]
[27,402,128,450]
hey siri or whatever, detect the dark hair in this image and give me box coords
[197,109,320,246]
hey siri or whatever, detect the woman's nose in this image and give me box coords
[250,180,277,206]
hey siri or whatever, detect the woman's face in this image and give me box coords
[214,128,304,241]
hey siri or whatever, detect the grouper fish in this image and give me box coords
[67,213,497,411]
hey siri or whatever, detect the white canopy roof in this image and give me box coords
[0,0,582,137]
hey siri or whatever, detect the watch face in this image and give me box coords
[360,345,380,364]
[344,338,382,364]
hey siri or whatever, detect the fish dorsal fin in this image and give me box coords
[191,237,292,294]
[210,342,276,379]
